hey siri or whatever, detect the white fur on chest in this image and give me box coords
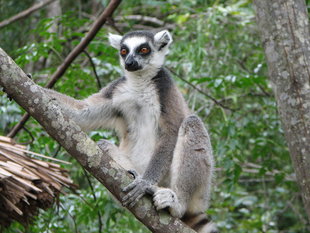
[115,78,161,174]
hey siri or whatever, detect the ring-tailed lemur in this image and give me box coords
[45,30,217,233]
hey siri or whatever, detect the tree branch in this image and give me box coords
[0,48,195,232]
[7,0,122,138]
[83,50,102,89]
[0,0,56,29]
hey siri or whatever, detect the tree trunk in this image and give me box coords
[253,0,310,222]
[0,48,195,233]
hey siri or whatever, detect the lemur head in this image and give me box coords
[108,30,173,74]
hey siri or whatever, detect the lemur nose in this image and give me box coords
[125,56,140,71]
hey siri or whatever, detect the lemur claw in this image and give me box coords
[127,169,138,179]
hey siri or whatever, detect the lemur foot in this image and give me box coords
[153,188,183,218]
[122,170,153,208]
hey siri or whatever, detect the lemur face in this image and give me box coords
[109,30,173,73]
[119,32,154,72]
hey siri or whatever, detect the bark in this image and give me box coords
[0,0,56,29]
[253,0,310,222]
[0,49,195,232]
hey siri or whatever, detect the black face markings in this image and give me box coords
[120,42,152,59]
[136,43,152,56]
[120,45,129,58]
[124,55,141,71]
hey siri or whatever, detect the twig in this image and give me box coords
[52,143,62,158]
[167,68,236,111]
[44,0,122,89]
[116,23,157,30]
[256,83,272,97]
[83,169,103,233]
[83,50,102,89]
[238,178,275,183]
[18,126,35,145]
[107,17,123,34]
[236,58,272,97]
[216,163,296,182]
[115,15,175,30]
[287,200,309,226]
[7,114,31,138]
[60,203,78,233]
[0,0,56,29]
[0,141,71,164]
[115,15,165,26]
[7,0,122,138]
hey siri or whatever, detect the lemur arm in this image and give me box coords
[45,88,88,109]
[142,133,177,183]
[44,88,116,131]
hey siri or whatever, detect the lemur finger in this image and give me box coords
[128,193,144,208]
[122,188,137,202]
[122,187,140,205]
[122,181,137,192]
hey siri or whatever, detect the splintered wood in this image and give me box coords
[0,136,76,228]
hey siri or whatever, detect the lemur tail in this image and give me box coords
[181,213,218,233]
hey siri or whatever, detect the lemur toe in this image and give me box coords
[153,188,176,210]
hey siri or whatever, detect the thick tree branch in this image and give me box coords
[7,0,122,138]
[0,48,195,232]
[0,0,56,29]
[253,0,310,222]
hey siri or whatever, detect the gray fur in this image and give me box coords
[45,30,216,233]
[121,30,154,44]
[104,76,126,99]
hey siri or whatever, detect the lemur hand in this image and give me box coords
[122,170,154,208]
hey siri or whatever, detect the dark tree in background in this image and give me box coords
[254,0,310,222]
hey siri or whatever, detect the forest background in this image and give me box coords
[0,0,309,232]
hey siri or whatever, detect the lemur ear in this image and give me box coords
[108,33,122,49]
[154,30,173,51]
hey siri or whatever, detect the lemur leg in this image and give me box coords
[153,115,214,219]
[97,139,135,171]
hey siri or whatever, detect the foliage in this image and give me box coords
[0,0,309,232]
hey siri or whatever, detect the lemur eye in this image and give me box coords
[140,47,150,54]
[120,48,127,56]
